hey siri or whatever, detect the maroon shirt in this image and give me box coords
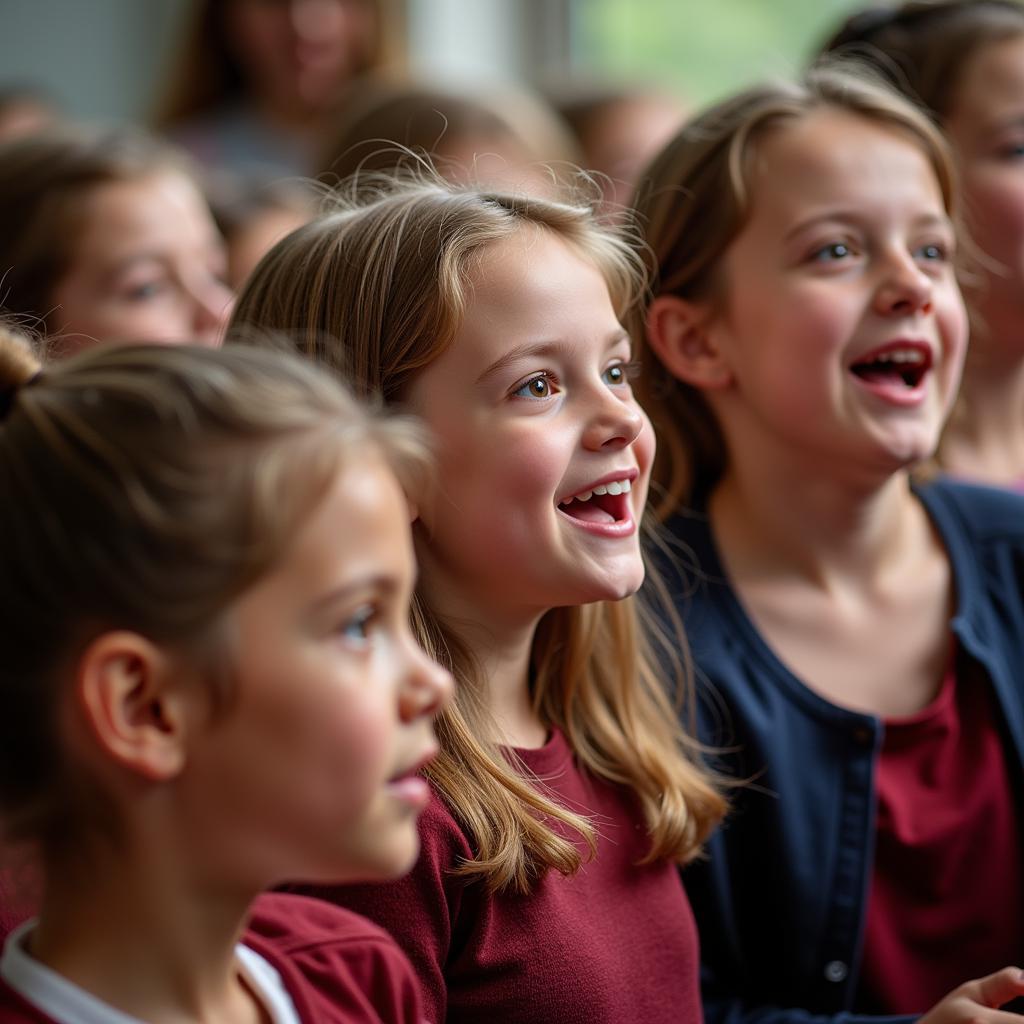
[306,728,703,1024]
[857,659,1024,1014]
[0,892,424,1023]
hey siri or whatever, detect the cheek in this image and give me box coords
[632,409,657,503]
[963,165,1024,259]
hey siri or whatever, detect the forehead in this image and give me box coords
[741,109,945,227]
[463,227,612,327]
[951,33,1024,118]
[270,450,413,593]
[72,170,217,256]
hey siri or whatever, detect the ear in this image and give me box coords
[75,632,192,782]
[645,294,734,390]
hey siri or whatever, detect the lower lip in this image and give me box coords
[849,370,929,408]
[556,507,638,537]
[386,776,431,811]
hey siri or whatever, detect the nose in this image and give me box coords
[398,638,453,724]
[581,386,645,452]
[192,279,234,348]
[873,249,934,318]
[291,0,342,41]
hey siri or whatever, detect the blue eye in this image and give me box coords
[513,375,554,399]
[127,281,166,301]
[340,605,376,644]
[811,242,852,262]
[915,242,949,262]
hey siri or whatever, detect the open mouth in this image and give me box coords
[557,477,632,525]
[849,345,932,390]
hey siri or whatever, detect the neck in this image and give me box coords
[418,568,548,750]
[941,344,1024,484]
[710,448,922,591]
[30,834,261,1023]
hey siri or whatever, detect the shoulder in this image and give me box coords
[918,475,1024,547]
[247,891,402,953]
[246,893,424,1023]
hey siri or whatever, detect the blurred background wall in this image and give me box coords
[0,0,868,126]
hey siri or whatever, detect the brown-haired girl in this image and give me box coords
[155,0,400,178]
[0,127,232,355]
[822,0,1024,486]
[228,175,725,1024]
[630,63,1024,1024]
[0,335,451,1022]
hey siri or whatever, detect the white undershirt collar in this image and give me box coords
[1,918,300,1024]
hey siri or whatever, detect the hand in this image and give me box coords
[919,968,1024,1023]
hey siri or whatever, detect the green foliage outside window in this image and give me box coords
[570,0,870,105]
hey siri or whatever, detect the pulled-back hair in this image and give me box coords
[820,0,1024,120]
[628,63,959,515]
[0,334,428,859]
[0,127,192,334]
[229,174,725,894]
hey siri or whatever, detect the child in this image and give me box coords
[0,127,232,355]
[629,64,1024,1023]
[0,334,452,1021]
[821,0,1024,487]
[319,79,579,197]
[227,174,726,1023]
[153,0,399,178]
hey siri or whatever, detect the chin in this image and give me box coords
[574,570,646,605]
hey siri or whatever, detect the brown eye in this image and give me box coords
[514,375,552,399]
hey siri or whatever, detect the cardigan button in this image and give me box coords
[852,726,872,746]
[824,960,848,983]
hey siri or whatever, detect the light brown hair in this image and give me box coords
[628,64,959,515]
[0,127,193,335]
[0,336,427,864]
[228,174,725,894]
[819,0,1024,120]
[318,79,579,187]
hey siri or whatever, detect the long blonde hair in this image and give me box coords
[229,175,725,893]
[628,63,959,517]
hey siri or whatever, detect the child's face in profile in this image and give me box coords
[49,170,232,352]
[697,108,967,475]
[407,226,655,626]
[185,453,451,887]
[944,32,1024,346]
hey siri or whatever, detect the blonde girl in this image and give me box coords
[0,335,451,1022]
[228,176,725,1024]
[821,0,1024,487]
[630,63,1024,1024]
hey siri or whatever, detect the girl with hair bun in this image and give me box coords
[0,335,451,1022]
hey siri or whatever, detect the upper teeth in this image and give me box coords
[869,349,925,364]
[560,478,632,504]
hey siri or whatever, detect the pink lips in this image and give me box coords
[848,339,934,407]
[386,748,437,812]
[556,468,639,538]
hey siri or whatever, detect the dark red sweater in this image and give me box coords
[0,892,424,1023]
[304,728,703,1024]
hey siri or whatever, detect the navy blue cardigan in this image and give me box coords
[659,478,1024,1024]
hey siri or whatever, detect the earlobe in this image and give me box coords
[645,295,734,390]
[76,632,190,782]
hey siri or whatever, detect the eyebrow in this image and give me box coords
[475,330,632,387]
[306,574,399,616]
[783,209,953,242]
